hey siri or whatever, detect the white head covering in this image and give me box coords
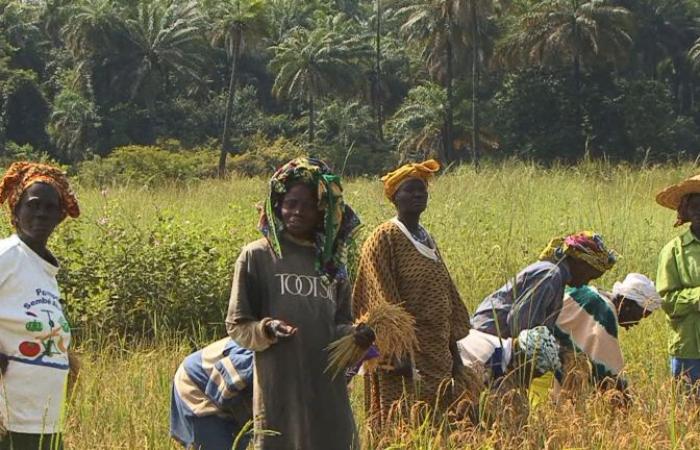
[612,273,663,312]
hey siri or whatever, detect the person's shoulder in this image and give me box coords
[240,238,272,256]
[658,233,686,258]
[361,220,401,249]
[522,260,562,277]
[369,220,402,240]
[0,235,22,260]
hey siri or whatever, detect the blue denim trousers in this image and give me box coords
[671,357,700,385]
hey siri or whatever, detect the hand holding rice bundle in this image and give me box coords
[326,301,419,379]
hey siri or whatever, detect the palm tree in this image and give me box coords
[121,0,205,113]
[388,82,446,163]
[496,0,632,90]
[61,0,123,62]
[372,0,387,142]
[48,86,100,162]
[269,15,370,143]
[621,0,699,111]
[454,0,501,168]
[317,100,374,149]
[398,0,470,163]
[618,0,697,78]
[202,0,267,177]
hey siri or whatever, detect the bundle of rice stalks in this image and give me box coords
[326,302,419,379]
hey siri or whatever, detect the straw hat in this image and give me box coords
[656,174,700,210]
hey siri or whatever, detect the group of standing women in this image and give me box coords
[0,158,698,450]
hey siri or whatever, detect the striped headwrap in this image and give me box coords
[258,157,361,283]
[0,162,80,226]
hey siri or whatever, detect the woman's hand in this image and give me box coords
[353,323,376,350]
[264,319,297,339]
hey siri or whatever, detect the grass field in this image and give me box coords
[55,161,700,449]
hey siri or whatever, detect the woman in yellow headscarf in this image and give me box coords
[352,160,473,432]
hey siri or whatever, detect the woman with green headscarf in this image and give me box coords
[225,158,373,450]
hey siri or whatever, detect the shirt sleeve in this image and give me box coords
[509,272,564,335]
[352,229,401,318]
[225,248,277,351]
[0,247,19,289]
[657,242,700,319]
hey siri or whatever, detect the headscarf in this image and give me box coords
[516,326,562,374]
[258,157,361,283]
[0,162,80,225]
[380,159,440,200]
[612,273,663,312]
[539,231,617,273]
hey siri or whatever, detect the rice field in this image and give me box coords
[59,160,700,449]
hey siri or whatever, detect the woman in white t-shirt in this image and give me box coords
[0,162,80,450]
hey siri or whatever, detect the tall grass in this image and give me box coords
[59,161,700,449]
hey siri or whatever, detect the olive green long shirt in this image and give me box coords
[657,229,700,358]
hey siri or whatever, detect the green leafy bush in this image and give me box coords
[76,142,218,187]
[228,134,307,176]
[55,206,241,338]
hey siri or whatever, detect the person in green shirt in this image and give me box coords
[656,174,700,385]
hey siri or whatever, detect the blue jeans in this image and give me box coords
[671,357,700,385]
[170,385,250,450]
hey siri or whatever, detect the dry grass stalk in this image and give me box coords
[326,301,419,379]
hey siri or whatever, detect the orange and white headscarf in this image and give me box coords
[380,159,440,200]
[0,162,80,225]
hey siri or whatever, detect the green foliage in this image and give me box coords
[621,79,700,159]
[0,142,53,169]
[387,82,446,162]
[48,83,100,162]
[3,0,700,167]
[0,67,51,151]
[493,69,583,161]
[56,210,238,338]
[496,0,633,71]
[76,143,218,187]
[228,134,307,176]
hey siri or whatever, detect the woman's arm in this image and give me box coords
[657,244,700,319]
[225,249,278,351]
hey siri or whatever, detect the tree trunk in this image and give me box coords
[218,32,242,178]
[308,91,315,143]
[471,2,480,171]
[445,34,454,163]
[375,0,384,142]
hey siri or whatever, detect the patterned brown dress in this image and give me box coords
[352,220,472,427]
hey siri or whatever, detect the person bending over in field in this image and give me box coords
[352,159,473,431]
[553,273,661,396]
[0,162,80,450]
[457,325,562,387]
[656,174,700,388]
[459,273,660,404]
[170,338,253,450]
[471,231,617,340]
[225,157,373,450]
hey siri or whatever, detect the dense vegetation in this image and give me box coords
[4,0,700,175]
